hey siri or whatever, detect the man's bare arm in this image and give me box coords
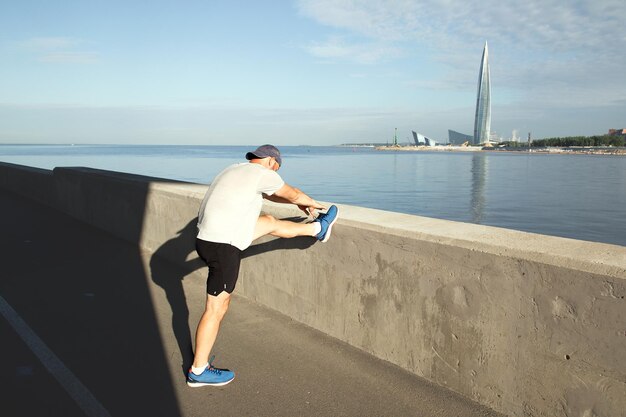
[264,184,325,215]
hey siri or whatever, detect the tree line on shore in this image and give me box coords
[501,134,625,148]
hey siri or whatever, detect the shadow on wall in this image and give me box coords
[149,218,204,377]
[242,217,317,259]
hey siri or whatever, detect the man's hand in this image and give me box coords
[298,202,326,217]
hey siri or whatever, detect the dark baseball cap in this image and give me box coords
[245,144,282,166]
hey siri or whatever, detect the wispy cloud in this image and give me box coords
[297,0,626,108]
[16,36,99,64]
[298,0,626,54]
[297,0,411,42]
[305,36,402,64]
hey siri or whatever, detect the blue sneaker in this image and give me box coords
[187,356,235,387]
[315,205,338,243]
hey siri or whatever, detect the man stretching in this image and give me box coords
[187,144,338,387]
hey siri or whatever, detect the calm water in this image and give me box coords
[1,144,625,247]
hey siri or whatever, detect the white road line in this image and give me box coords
[0,294,112,417]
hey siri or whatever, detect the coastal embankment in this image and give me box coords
[1,161,625,417]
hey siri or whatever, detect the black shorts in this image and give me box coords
[195,239,242,296]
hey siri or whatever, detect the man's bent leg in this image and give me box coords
[192,291,231,368]
[253,214,316,241]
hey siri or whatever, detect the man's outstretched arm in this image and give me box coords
[264,183,325,215]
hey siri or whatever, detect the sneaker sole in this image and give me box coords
[321,212,338,243]
[187,376,235,387]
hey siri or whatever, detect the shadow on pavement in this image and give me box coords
[0,184,182,417]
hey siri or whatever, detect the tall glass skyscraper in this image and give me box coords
[473,42,491,145]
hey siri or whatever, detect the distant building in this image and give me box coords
[448,129,473,145]
[608,128,626,136]
[412,131,421,145]
[412,130,437,146]
[473,42,491,145]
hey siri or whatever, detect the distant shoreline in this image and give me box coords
[374,145,626,155]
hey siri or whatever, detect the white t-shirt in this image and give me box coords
[197,162,285,250]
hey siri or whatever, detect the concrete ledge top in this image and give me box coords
[338,204,626,277]
[21,165,626,279]
[256,199,626,279]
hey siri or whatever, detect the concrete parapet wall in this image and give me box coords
[1,162,625,417]
[0,162,55,207]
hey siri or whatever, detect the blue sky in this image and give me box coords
[1,0,625,145]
